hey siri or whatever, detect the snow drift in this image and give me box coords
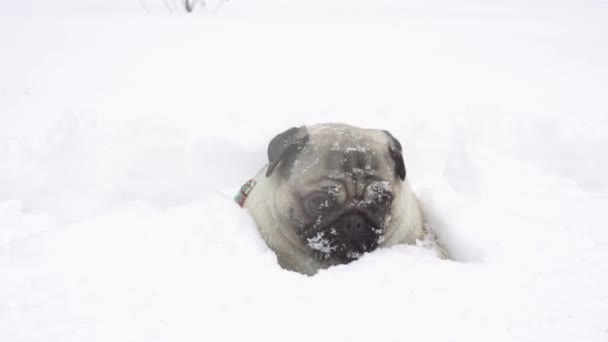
[1,2,608,341]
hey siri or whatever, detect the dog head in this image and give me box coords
[265,123,407,264]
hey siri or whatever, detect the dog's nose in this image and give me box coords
[341,214,368,240]
[329,213,382,262]
[334,213,376,243]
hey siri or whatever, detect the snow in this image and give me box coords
[1,1,608,341]
[307,231,337,257]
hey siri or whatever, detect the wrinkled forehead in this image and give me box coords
[323,145,379,177]
[292,131,391,181]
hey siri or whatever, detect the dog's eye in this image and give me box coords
[365,182,393,211]
[304,193,334,215]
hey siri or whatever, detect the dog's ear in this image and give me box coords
[383,130,406,180]
[266,126,309,177]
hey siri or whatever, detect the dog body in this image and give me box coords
[242,123,440,275]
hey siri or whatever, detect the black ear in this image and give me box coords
[383,130,406,180]
[266,126,309,177]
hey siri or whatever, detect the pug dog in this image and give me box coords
[237,123,446,275]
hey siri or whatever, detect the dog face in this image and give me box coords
[266,124,406,264]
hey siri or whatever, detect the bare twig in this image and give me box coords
[184,0,194,12]
[184,0,206,12]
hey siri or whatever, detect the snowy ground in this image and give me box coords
[1,1,608,341]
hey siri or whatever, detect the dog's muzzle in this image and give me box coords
[304,212,384,262]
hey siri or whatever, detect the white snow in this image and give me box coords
[307,232,336,256]
[1,1,608,341]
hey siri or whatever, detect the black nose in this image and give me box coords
[329,213,382,261]
[339,214,369,241]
